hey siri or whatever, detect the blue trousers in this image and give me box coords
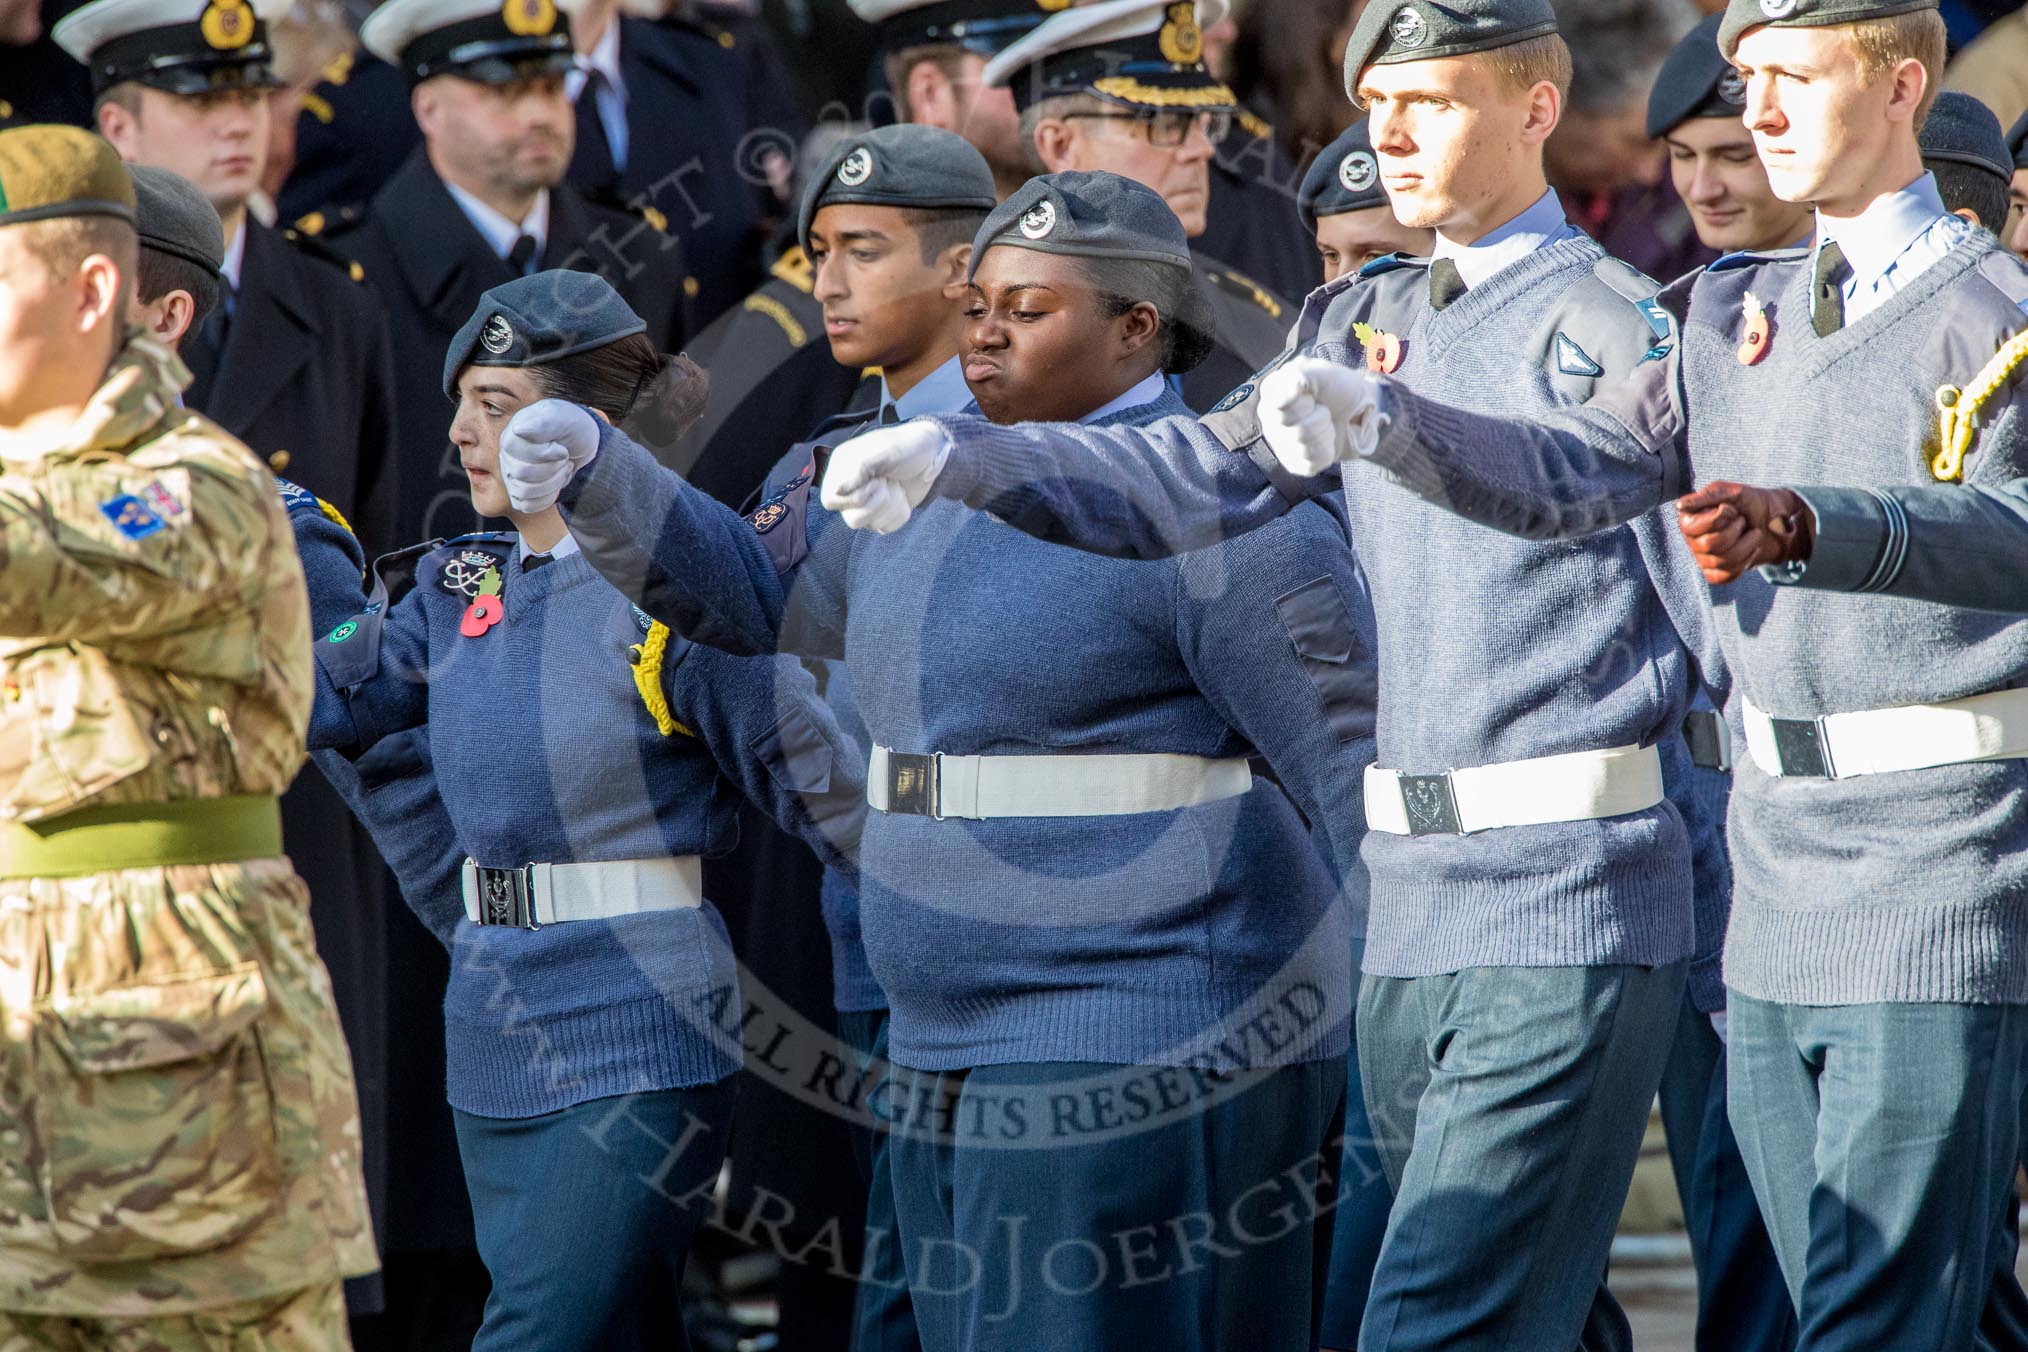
[453,1083,735,1352]
[1729,995,2028,1352]
[838,1009,923,1352]
[885,1059,1345,1352]
[1656,997,1797,1352]
[1357,962,1686,1352]
[1321,942,1392,1351]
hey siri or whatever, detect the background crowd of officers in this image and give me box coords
[3,0,2028,1347]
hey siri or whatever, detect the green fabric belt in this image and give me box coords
[0,796,284,878]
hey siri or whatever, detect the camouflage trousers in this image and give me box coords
[0,1280,349,1351]
[0,859,377,1317]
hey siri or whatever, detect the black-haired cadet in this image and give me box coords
[1920,90,2014,234]
[495,171,1375,1352]
[983,0,1294,413]
[2008,108,2027,256]
[292,270,866,1352]
[126,162,227,348]
[1297,120,1433,282]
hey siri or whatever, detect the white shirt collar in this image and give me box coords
[220,218,248,292]
[444,181,551,262]
[1432,188,1575,289]
[1814,172,1949,292]
[1081,372,1170,425]
[881,355,975,422]
[518,530,581,568]
[566,18,627,102]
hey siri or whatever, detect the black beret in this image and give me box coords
[1718,0,1935,61]
[53,0,286,99]
[443,270,647,399]
[797,124,998,256]
[1647,13,1749,139]
[1919,91,2011,183]
[1299,121,1386,232]
[129,164,225,276]
[1343,0,1558,95]
[2007,108,2028,173]
[969,170,1191,277]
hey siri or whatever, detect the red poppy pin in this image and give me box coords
[1353,321,1403,375]
[1736,292,1770,365]
[460,567,504,637]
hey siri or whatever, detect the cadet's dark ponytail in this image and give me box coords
[1075,256,1219,375]
[527,333,711,453]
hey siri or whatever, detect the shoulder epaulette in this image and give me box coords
[1589,255,1662,305]
[770,245,815,294]
[420,533,515,603]
[1975,249,2028,311]
[1204,263,1286,321]
[283,223,368,283]
[1235,109,1272,143]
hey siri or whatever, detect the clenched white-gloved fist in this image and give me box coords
[819,421,951,533]
[498,399,601,513]
[1257,358,1389,477]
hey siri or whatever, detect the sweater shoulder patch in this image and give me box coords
[418,533,515,601]
[1974,249,2028,313]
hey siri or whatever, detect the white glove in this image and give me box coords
[819,421,951,533]
[498,399,601,513]
[1257,358,1389,477]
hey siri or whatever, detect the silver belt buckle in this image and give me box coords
[473,864,539,929]
[885,752,944,819]
[1397,772,1463,836]
[1767,716,1835,778]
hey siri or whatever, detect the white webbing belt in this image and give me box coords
[460,855,704,927]
[1742,688,2028,779]
[866,745,1253,819]
[1364,742,1665,836]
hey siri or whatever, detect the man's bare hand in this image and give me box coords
[1677,481,1812,585]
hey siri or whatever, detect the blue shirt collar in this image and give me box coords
[1080,372,1170,425]
[1432,188,1576,289]
[881,355,975,422]
[1814,172,1948,292]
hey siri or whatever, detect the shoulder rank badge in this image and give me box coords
[460,568,504,638]
[1737,292,1771,365]
[100,495,164,541]
[439,552,499,600]
[750,500,789,534]
[1352,321,1402,375]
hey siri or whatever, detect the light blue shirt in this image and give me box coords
[881,355,976,422]
[1815,172,1969,327]
[1433,188,1582,289]
[566,19,629,173]
[516,531,582,570]
[445,181,551,268]
[1081,372,1170,425]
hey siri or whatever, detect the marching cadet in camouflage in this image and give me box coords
[0,124,374,1351]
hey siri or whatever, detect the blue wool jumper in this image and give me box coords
[297,512,867,1116]
[559,387,1372,1073]
[920,235,1717,995]
[1352,232,2028,1006]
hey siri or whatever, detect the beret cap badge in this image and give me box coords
[1156,2,1203,64]
[1018,199,1057,239]
[1717,68,1747,104]
[502,0,559,38]
[1389,6,1429,48]
[836,147,874,187]
[1758,0,1800,17]
[200,0,257,50]
[480,314,515,354]
[1339,151,1378,193]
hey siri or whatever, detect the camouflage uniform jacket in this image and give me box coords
[0,336,377,1315]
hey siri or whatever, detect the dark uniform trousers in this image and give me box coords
[330,147,690,548]
[181,218,403,1315]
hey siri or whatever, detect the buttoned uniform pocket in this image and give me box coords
[29,961,281,1261]
[0,644,153,822]
[1275,576,1375,748]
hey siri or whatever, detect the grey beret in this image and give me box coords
[796,124,998,256]
[969,170,1190,278]
[442,269,646,399]
[127,164,224,276]
[1919,91,2011,183]
[2008,109,2028,173]
[1647,13,1747,139]
[1718,0,1935,61]
[1299,121,1386,231]
[1343,0,1558,95]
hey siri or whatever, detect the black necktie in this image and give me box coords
[878,403,901,427]
[506,233,539,275]
[1811,240,1848,337]
[573,73,618,192]
[1428,257,1467,311]
[523,551,551,573]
